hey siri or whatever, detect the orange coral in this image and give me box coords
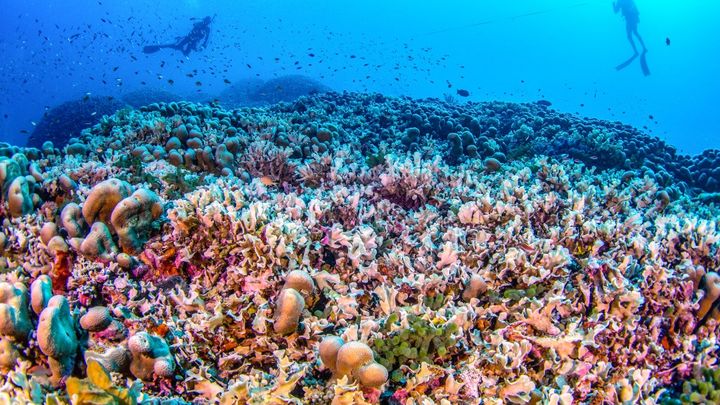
[139,246,182,280]
[153,323,170,338]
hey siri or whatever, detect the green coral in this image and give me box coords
[113,155,143,171]
[372,313,458,381]
[660,368,720,405]
[161,166,203,199]
[113,155,161,190]
[65,360,142,405]
[502,285,541,301]
[423,293,446,311]
[365,151,386,168]
[566,129,626,170]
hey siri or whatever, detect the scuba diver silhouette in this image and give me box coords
[143,16,213,56]
[614,0,646,54]
[613,0,650,76]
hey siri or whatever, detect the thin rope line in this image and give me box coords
[416,1,595,37]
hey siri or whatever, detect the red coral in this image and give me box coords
[140,246,184,281]
[391,389,408,404]
[50,251,73,293]
[362,387,382,404]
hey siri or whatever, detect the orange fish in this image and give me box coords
[518,243,535,254]
[259,176,277,186]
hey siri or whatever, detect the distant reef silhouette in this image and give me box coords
[27,95,127,149]
[122,89,183,109]
[27,76,330,149]
[215,75,331,108]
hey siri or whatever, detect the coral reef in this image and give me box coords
[214,77,266,109]
[0,92,719,403]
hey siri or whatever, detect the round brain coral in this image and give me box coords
[283,270,316,294]
[7,176,33,217]
[60,202,87,238]
[79,306,112,332]
[79,222,118,260]
[37,295,79,384]
[698,272,720,322]
[127,331,175,381]
[110,188,163,253]
[273,288,305,335]
[0,282,32,339]
[0,337,19,372]
[321,338,389,388]
[30,275,52,315]
[82,178,133,226]
[319,335,345,373]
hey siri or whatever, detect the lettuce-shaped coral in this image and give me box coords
[66,359,142,405]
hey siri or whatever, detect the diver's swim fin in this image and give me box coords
[615,54,638,71]
[143,45,163,54]
[143,44,177,54]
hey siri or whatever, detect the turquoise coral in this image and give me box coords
[37,295,79,384]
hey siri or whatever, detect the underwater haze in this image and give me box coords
[3,1,720,404]
[0,0,719,153]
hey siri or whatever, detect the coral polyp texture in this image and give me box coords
[0,91,719,404]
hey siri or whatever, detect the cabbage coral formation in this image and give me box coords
[0,92,718,403]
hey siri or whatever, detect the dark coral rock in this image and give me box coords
[28,96,127,149]
[217,75,331,108]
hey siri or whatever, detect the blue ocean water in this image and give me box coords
[2,2,720,403]
[0,0,718,153]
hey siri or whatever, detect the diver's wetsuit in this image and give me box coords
[613,0,646,54]
[143,16,212,56]
[174,17,212,56]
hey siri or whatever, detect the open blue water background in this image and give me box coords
[0,0,717,154]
